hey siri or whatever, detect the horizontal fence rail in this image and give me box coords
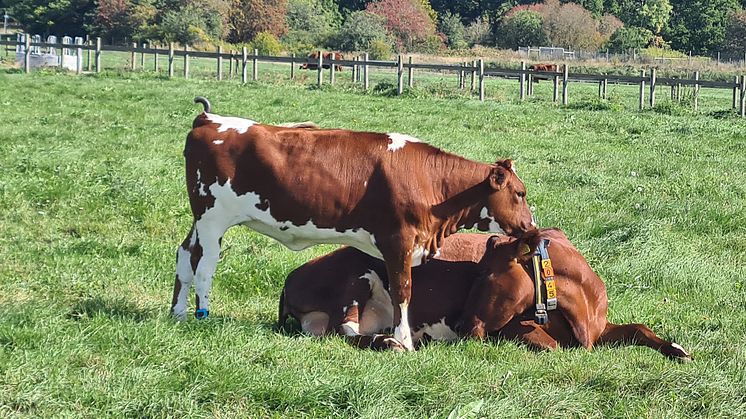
[2,36,744,117]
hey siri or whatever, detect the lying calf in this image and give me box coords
[279,230,691,360]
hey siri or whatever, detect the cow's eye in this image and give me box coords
[517,191,526,198]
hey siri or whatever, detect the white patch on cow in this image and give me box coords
[511,163,517,175]
[394,301,414,351]
[212,139,224,145]
[301,311,329,336]
[198,179,383,258]
[196,169,208,197]
[671,343,689,356]
[411,245,428,267]
[359,271,394,335]
[340,320,360,336]
[386,132,421,152]
[413,317,458,342]
[479,207,506,234]
[205,112,256,134]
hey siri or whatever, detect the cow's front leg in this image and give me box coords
[380,237,415,351]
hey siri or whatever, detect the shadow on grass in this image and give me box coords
[68,296,153,322]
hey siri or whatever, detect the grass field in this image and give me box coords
[1,67,745,417]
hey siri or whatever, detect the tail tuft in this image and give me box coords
[194,96,211,113]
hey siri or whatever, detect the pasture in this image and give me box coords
[0,68,745,417]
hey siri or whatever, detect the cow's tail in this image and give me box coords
[194,96,211,113]
[278,288,290,331]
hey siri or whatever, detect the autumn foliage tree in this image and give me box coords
[229,0,289,43]
[365,0,437,51]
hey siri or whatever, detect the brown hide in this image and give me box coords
[176,108,534,350]
[300,52,344,71]
[280,230,692,360]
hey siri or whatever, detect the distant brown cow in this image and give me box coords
[528,63,558,82]
[301,52,344,71]
[279,230,692,361]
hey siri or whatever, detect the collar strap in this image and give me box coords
[532,238,557,325]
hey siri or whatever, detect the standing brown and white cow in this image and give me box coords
[172,97,534,350]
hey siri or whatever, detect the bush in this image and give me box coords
[496,10,547,49]
[464,16,491,46]
[606,26,654,52]
[334,11,389,51]
[160,5,225,44]
[366,0,437,51]
[723,10,746,59]
[251,31,283,55]
[368,39,393,59]
[439,12,467,49]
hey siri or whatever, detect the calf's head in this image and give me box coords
[477,160,535,237]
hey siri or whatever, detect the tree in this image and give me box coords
[333,10,390,51]
[541,0,603,50]
[605,25,653,51]
[615,0,672,34]
[464,16,492,46]
[439,12,467,48]
[3,0,96,36]
[496,10,547,49]
[598,13,624,38]
[366,0,437,50]
[722,9,746,58]
[665,0,740,54]
[229,0,288,42]
[284,0,341,49]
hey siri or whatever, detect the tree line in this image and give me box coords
[2,0,745,58]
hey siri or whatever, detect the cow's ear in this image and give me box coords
[486,235,501,249]
[488,166,508,190]
[496,159,513,172]
[514,230,542,262]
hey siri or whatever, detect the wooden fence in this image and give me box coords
[2,36,745,117]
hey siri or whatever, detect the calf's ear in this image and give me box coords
[514,229,543,262]
[488,166,509,191]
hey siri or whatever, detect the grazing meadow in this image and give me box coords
[0,65,745,417]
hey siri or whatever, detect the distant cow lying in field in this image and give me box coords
[528,63,558,82]
[279,230,692,361]
[173,97,534,351]
[300,52,344,71]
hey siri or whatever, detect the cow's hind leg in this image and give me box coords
[380,237,416,351]
[191,218,230,319]
[337,300,405,352]
[597,322,692,361]
[172,224,197,320]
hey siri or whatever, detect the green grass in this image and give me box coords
[1,68,745,418]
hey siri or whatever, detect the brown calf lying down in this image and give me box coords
[279,230,691,360]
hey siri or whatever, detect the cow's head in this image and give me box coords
[476,159,535,237]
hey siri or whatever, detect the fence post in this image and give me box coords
[471,60,476,91]
[602,77,607,99]
[317,50,323,87]
[228,50,233,77]
[24,35,31,73]
[739,75,746,118]
[330,54,336,85]
[649,68,657,108]
[184,45,190,79]
[351,56,356,83]
[478,58,484,102]
[86,36,92,71]
[95,37,101,73]
[363,53,369,91]
[253,48,259,81]
[639,69,646,110]
[733,76,739,109]
[153,43,158,72]
[397,54,403,95]
[241,47,247,83]
[168,42,174,78]
[562,64,569,105]
[459,63,465,89]
[131,42,136,70]
[527,74,533,96]
[291,53,295,80]
[76,45,83,74]
[140,43,145,69]
[519,61,526,100]
[216,45,223,80]
[693,71,699,111]
[408,56,413,88]
[552,71,559,102]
